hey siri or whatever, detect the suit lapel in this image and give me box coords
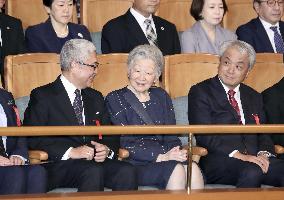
[44,18,62,52]
[125,10,149,45]
[153,16,165,49]
[209,76,241,122]
[255,18,274,52]
[52,77,79,125]
[279,21,284,43]
[82,89,105,127]
[239,85,255,124]
[0,94,16,126]
[0,14,9,56]
[276,78,284,102]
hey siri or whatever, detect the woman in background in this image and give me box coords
[106,45,204,190]
[181,0,236,55]
[25,0,91,53]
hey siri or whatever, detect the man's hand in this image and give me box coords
[0,156,13,166]
[69,145,95,160]
[156,146,187,162]
[9,156,25,165]
[91,141,108,162]
[234,152,270,173]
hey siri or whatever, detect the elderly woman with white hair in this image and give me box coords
[105,44,204,190]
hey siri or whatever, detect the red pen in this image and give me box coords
[95,120,102,140]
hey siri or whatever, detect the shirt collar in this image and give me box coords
[130,7,153,27]
[218,77,240,95]
[259,17,280,31]
[60,74,80,103]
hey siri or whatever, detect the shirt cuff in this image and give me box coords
[61,147,73,160]
[229,150,239,157]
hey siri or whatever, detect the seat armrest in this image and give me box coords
[118,148,129,160]
[192,146,208,157]
[28,150,48,164]
[275,145,284,155]
[183,145,208,156]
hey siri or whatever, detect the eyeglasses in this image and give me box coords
[259,0,284,7]
[78,61,100,69]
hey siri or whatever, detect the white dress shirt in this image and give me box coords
[60,75,85,160]
[259,17,281,53]
[0,104,26,161]
[130,7,157,37]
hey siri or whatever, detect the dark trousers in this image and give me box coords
[0,165,47,195]
[44,159,137,192]
[202,155,284,188]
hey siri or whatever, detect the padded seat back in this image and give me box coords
[6,0,78,29]
[81,0,133,32]
[4,53,61,98]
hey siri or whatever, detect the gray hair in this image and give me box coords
[127,45,164,78]
[219,40,256,70]
[60,39,96,71]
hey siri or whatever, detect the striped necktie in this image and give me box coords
[144,19,157,46]
[270,26,284,53]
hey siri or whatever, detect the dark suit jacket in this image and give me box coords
[101,9,181,55]
[236,17,284,53]
[262,77,284,146]
[23,76,119,161]
[0,89,28,160]
[0,13,26,78]
[25,18,92,54]
[188,76,275,170]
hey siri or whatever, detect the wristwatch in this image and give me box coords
[107,149,114,159]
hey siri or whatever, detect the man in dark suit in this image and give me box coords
[24,39,137,192]
[101,0,180,56]
[188,40,284,188]
[0,1,26,85]
[0,88,46,194]
[262,77,284,159]
[236,0,284,53]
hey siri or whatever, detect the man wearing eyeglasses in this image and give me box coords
[236,0,284,53]
[24,39,137,192]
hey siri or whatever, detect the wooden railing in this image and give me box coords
[0,125,284,200]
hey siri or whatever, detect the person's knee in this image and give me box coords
[9,167,26,184]
[111,162,137,190]
[28,165,47,179]
[116,162,136,178]
[79,163,104,191]
[166,163,186,190]
[243,165,263,179]
[238,164,263,187]
[3,167,25,194]
[27,166,47,193]
[191,162,204,189]
[81,163,104,180]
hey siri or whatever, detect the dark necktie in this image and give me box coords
[227,90,248,154]
[144,19,157,46]
[73,89,84,126]
[270,26,284,53]
[0,138,7,158]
